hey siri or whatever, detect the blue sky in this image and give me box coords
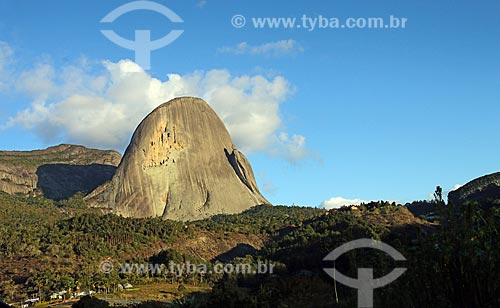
[0,0,499,208]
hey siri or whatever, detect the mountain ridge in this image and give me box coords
[448,172,500,205]
[0,144,121,200]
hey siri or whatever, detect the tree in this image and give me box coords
[434,186,444,204]
[0,301,12,308]
[72,296,109,308]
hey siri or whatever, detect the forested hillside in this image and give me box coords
[0,193,498,308]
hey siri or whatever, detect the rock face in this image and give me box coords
[89,97,269,221]
[0,144,121,200]
[448,172,500,205]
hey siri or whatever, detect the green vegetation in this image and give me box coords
[0,193,498,308]
[0,145,119,168]
[72,295,109,308]
[183,201,498,308]
[193,205,324,234]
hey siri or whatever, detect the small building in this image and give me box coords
[21,298,39,307]
[123,283,134,289]
[50,293,61,300]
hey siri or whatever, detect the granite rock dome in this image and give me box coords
[89,97,270,220]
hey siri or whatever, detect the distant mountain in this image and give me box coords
[87,97,270,221]
[448,172,500,205]
[0,144,121,200]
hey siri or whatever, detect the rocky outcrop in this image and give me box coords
[448,172,500,205]
[0,144,121,200]
[88,97,269,220]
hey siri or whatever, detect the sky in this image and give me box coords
[0,0,499,208]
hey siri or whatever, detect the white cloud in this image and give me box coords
[258,172,277,195]
[270,132,309,162]
[218,40,304,57]
[0,41,14,91]
[262,182,276,194]
[6,58,309,160]
[450,184,462,191]
[320,197,367,210]
[16,63,56,99]
[197,0,207,8]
